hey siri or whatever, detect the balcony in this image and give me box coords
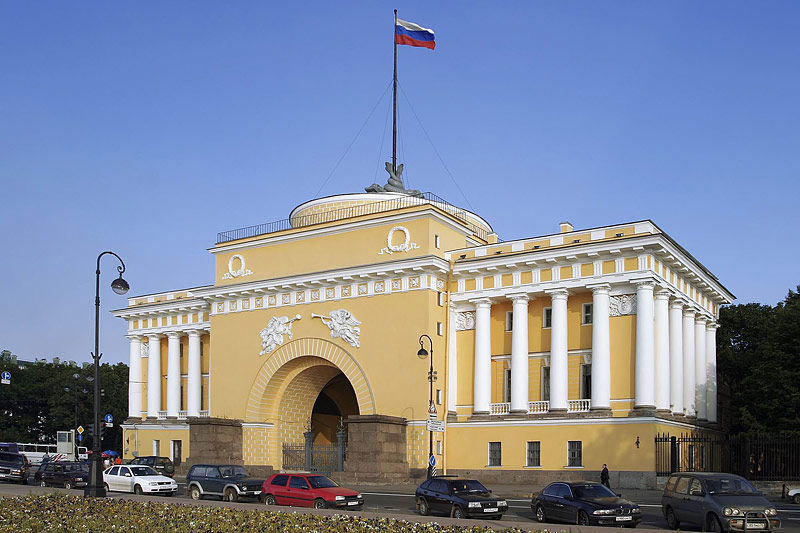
[177,411,187,420]
[199,410,209,418]
[488,399,590,415]
[157,411,167,420]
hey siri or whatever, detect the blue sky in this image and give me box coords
[1,2,798,365]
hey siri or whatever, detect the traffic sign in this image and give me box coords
[426,419,445,432]
[104,414,113,423]
[77,434,83,442]
[1,371,10,385]
[429,455,436,467]
[428,400,437,419]
[104,422,113,428]
[77,425,84,434]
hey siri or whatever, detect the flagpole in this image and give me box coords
[392,9,398,175]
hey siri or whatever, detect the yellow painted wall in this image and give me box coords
[610,315,635,400]
[122,427,189,461]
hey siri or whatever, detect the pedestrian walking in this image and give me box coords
[601,464,610,488]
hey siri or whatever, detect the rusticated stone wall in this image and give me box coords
[187,417,243,466]
[333,414,409,484]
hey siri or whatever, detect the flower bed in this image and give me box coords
[0,494,536,532]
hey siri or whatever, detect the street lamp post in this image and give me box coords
[85,251,129,498]
[417,334,436,479]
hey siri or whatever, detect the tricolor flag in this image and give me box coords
[395,19,435,50]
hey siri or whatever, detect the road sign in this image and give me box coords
[104,422,113,428]
[104,414,113,423]
[428,400,437,419]
[1,371,10,385]
[77,434,83,442]
[426,419,445,432]
[77,425,84,434]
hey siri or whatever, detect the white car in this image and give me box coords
[788,487,800,504]
[103,465,178,496]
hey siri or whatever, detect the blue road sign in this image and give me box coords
[77,434,83,442]
[429,455,436,467]
[104,414,113,423]
[1,371,10,380]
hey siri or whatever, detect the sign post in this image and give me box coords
[0,371,10,385]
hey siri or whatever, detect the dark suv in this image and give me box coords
[186,464,265,502]
[415,476,508,519]
[128,456,175,478]
[39,462,89,489]
[0,452,29,484]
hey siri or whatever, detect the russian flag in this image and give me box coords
[395,19,435,50]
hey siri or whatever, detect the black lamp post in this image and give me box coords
[417,334,436,479]
[85,251,129,498]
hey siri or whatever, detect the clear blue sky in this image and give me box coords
[2,2,798,365]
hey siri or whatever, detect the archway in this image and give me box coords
[311,372,359,445]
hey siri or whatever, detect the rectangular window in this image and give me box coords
[505,311,513,331]
[438,292,445,306]
[200,341,204,357]
[435,234,441,249]
[582,303,593,325]
[488,442,502,467]
[437,322,444,336]
[567,441,582,467]
[543,308,552,328]
[436,389,443,405]
[526,441,541,467]
[435,440,443,455]
[153,440,160,457]
[179,342,184,358]
[580,364,592,400]
[541,366,550,401]
[504,368,511,403]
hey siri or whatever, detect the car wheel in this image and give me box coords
[64,481,72,490]
[666,507,680,529]
[313,498,327,510]
[706,514,723,532]
[21,477,28,485]
[189,486,201,500]
[265,494,277,506]
[793,494,800,505]
[536,504,547,523]
[452,505,464,519]
[40,480,47,487]
[577,510,590,526]
[417,497,430,516]
[134,484,143,495]
[224,488,239,503]
[104,483,110,492]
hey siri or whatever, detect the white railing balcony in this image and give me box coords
[199,410,210,418]
[569,399,591,413]
[157,411,167,420]
[490,402,511,415]
[528,401,549,414]
[177,410,187,420]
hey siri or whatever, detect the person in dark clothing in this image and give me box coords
[601,464,610,488]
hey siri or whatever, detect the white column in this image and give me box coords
[669,299,685,415]
[634,281,656,409]
[694,317,708,421]
[510,294,530,413]
[147,334,162,418]
[548,290,569,412]
[472,299,492,415]
[654,289,671,411]
[187,330,202,417]
[706,322,718,423]
[447,306,459,414]
[166,332,181,418]
[682,309,696,417]
[127,335,143,419]
[590,285,611,410]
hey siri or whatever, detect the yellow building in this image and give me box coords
[115,190,733,487]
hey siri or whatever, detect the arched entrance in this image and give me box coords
[311,373,359,444]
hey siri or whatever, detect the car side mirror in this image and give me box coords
[616,493,622,497]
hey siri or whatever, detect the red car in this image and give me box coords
[261,473,363,510]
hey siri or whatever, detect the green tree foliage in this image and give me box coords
[0,355,128,452]
[717,286,800,434]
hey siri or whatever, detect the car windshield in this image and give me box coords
[308,476,338,488]
[0,453,23,465]
[449,480,489,494]
[67,464,88,473]
[130,466,158,476]
[706,477,759,495]
[221,466,248,478]
[573,484,617,499]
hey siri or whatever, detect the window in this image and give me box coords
[504,368,511,403]
[488,442,502,466]
[435,440,443,455]
[580,364,592,400]
[153,440,160,456]
[436,389,443,405]
[438,292,445,306]
[582,303,593,325]
[543,308,552,328]
[179,342,184,358]
[289,476,310,489]
[434,234,441,249]
[437,322,444,336]
[108,467,119,476]
[526,441,541,467]
[689,478,703,496]
[505,311,513,331]
[271,474,289,487]
[674,476,690,494]
[567,441,582,467]
[541,366,550,401]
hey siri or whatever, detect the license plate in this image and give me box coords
[616,516,633,521]
[348,501,359,506]
[746,523,764,529]
[484,508,498,513]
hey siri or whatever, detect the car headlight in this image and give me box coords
[593,509,615,515]
[75,477,84,482]
[10,470,21,475]
[468,502,481,508]
[357,494,363,499]
[149,481,159,486]
[724,507,742,516]
[765,508,778,517]
[498,500,507,506]
[632,507,642,514]
[335,496,345,501]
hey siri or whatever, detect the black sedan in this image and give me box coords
[532,481,642,527]
[415,476,508,519]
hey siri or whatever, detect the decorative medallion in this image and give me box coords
[311,289,320,301]
[242,299,250,310]
[255,297,263,308]
[140,343,149,357]
[222,254,254,280]
[268,295,276,306]
[259,314,301,355]
[358,284,368,295]
[375,281,385,293]
[312,309,362,348]
[217,303,224,313]
[342,286,351,297]
[455,311,476,331]
[378,226,420,255]
[610,294,637,316]
[296,291,305,303]
[437,279,445,290]
[229,301,237,311]
[282,294,290,304]
[409,277,420,288]
[391,279,401,290]
[325,288,335,299]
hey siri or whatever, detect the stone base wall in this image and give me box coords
[187,417,243,466]
[334,414,410,484]
[445,469,657,490]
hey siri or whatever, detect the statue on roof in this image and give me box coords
[365,162,423,197]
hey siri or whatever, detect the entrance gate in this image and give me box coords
[282,425,347,475]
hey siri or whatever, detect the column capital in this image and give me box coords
[631,278,657,290]
[187,329,206,338]
[545,288,570,300]
[587,283,611,294]
[146,333,163,340]
[694,316,708,326]
[655,288,672,300]
[683,308,696,318]
[670,297,688,310]
[706,322,719,331]
[166,331,182,339]
[507,293,530,303]
[469,298,493,309]
[125,334,144,341]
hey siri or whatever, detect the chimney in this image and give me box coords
[559,221,574,233]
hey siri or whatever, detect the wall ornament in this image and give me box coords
[455,311,476,331]
[312,309,362,348]
[610,294,637,316]
[378,226,420,255]
[223,254,253,280]
[259,314,301,355]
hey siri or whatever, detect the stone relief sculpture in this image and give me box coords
[378,225,420,255]
[312,309,362,348]
[259,314,301,355]
[455,311,476,331]
[610,294,637,316]
[365,162,423,197]
[140,343,149,357]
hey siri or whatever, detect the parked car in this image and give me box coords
[0,452,30,484]
[127,456,175,477]
[532,481,642,527]
[39,462,89,489]
[415,476,508,519]
[261,473,363,510]
[786,487,800,505]
[662,472,780,531]
[103,465,178,496]
[186,464,265,502]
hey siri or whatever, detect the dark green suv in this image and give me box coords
[0,452,30,484]
[186,464,265,502]
[128,456,175,478]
